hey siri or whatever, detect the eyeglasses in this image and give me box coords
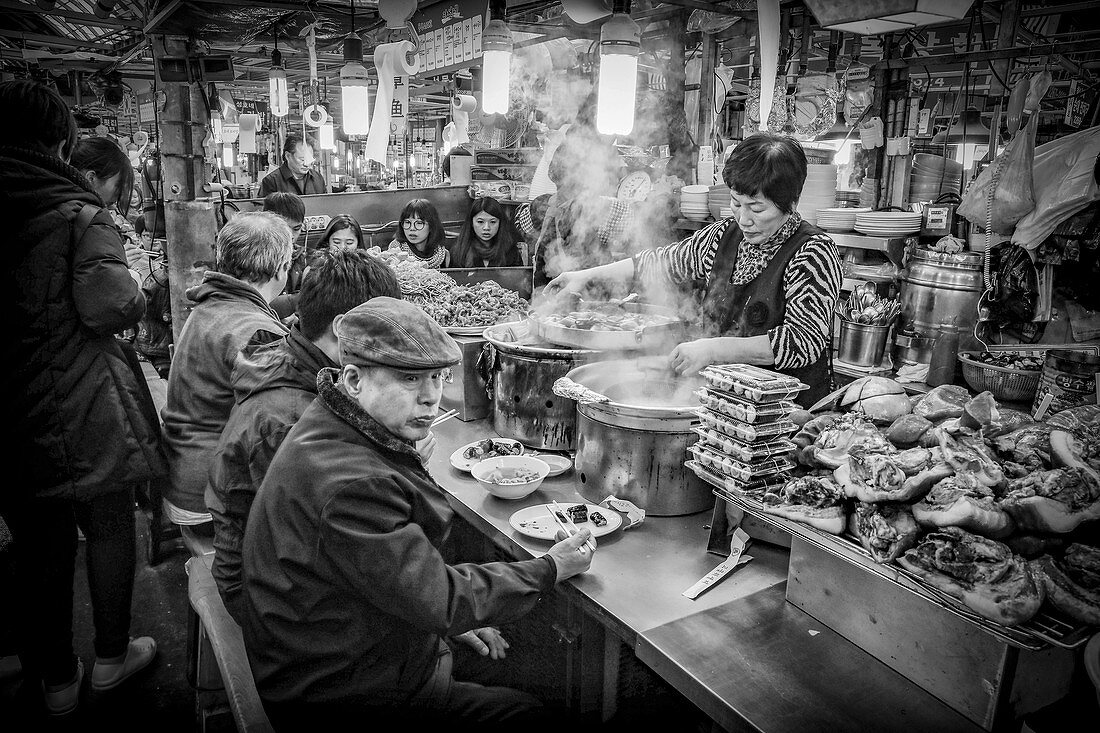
[402,220,426,231]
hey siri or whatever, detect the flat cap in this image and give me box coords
[334,297,462,370]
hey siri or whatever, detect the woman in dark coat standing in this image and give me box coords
[0,80,165,717]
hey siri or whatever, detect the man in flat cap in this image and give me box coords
[240,297,593,731]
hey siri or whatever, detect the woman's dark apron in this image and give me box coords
[696,220,832,408]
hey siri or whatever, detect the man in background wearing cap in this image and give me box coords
[241,297,593,730]
[206,249,402,624]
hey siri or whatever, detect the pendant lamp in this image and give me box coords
[930,108,990,144]
[596,0,640,136]
[481,1,513,115]
[269,31,289,118]
[341,35,371,135]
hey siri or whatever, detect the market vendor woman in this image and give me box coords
[545,133,842,407]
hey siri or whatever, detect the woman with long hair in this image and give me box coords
[388,198,450,268]
[316,214,365,252]
[448,196,524,268]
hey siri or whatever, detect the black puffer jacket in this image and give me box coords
[2,146,167,505]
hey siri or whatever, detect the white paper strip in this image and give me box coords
[682,527,753,600]
[756,0,781,133]
[366,41,420,164]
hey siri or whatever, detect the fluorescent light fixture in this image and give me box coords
[481,18,513,115]
[596,7,640,136]
[341,35,371,136]
[269,48,288,118]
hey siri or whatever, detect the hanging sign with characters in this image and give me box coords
[411,0,487,77]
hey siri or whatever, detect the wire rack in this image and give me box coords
[693,463,1096,651]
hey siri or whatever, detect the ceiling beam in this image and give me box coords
[0,0,143,30]
[144,0,185,35]
[0,28,114,52]
[981,3,1090,80]
[1019,1,1098,17]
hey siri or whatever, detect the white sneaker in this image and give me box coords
[90,637,157,692]
[43,658,83,716]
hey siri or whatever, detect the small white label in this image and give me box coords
[682,528,752,600]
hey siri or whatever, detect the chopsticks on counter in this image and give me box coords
[547,500,596,553]
[431,409,459,428]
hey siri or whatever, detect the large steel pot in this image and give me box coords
[483,322,604,450]
[559,358,711,516]
[899,249,984,351]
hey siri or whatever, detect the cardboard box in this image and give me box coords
[441,335,490,421]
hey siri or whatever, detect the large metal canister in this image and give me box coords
[1032,349,1100,417]
[562,358,711,517]
[899,249,984,351]
[483,323,602,451]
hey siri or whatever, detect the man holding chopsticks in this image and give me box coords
[240,297,594,731]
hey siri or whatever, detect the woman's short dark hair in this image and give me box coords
[296,249,402,340]
[394,198,446,256]
[71,136,136,216]
[722,133,807,214]
[262,192,305,224]
[0,79,78,159]
[450,196,520,268]
[316,214,364,251]
[442,147,472,178]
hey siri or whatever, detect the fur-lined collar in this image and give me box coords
[315,368,422,463]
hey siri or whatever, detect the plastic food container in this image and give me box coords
[700,364,809,403]
[688,443,793,482]
[685,459,786,499]
[695,408,798,443]
[694,389,794,423]
[691,427,795,463]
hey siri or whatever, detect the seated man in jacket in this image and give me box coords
[241,297,594,731]
[160,211,293,540]
[207,248,401,623]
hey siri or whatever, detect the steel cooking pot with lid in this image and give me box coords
[899,249,984,351]
[555,357,711,516]
[483,322,604,451]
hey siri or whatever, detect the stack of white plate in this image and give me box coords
[909,153,962,203]
[708,184,732,220]
[854,210,923,237]
[680,184,710,221]
[796,164,838,224]
[815,207,870,233]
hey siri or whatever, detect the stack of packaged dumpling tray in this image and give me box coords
[686,364,809,499]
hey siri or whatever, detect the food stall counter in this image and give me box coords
[427,418,988,731]
[427,417,790,643]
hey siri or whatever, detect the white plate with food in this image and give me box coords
[450,438,524,472]
[526,453,573,477]
[508,503,622,541]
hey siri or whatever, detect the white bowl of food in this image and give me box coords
[471,455,551,500]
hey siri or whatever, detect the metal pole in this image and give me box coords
[153,34,218,343]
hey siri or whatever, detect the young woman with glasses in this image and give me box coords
[388,198,450,268]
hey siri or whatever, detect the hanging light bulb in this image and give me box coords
[341,35,371,136]
[319,122,335,150]
[596,2,640,136]
[481,2,513,115]
[269,32,289,118]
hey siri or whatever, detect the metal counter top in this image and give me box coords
[426,418,789,644]
[427,418,983,732]
[636,584,984,733]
